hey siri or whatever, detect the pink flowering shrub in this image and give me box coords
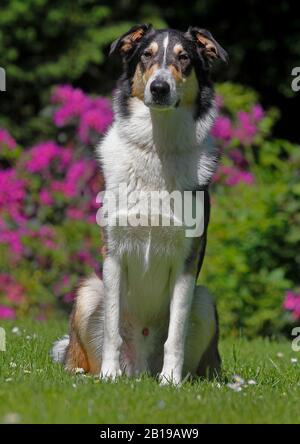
[52,85,113,145]
[0,85,112,319]
[211,89,267,187]
[0,129,17,150]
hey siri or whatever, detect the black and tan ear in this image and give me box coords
[185,27,228,63]
[109,24,153,57]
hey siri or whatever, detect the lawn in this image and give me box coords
[0,320,299,424]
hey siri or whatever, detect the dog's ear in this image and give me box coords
[109,24,153,57]
[185,27,228,63]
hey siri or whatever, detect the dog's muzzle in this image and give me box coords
[144,69,178,109]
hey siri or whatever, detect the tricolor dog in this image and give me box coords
[52,24,228,385]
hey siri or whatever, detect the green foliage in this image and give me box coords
[216,83,259,114]
[1,1,299,144]
[0,0,165,144]
[200,89,300,337]
[202,180,292,337]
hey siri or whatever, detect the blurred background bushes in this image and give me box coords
[0,0,299,144]
[0,0,300,337]
[201,84,300,337]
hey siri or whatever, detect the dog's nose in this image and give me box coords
[150,80,170,98]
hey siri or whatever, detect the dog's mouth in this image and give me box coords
[147,101,175,111]
[146,99,180,111]
[144,93,180,110]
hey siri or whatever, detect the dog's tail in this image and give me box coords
[50,274,104,373]
[51,335,70,364]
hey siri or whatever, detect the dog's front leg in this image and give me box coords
[100,255,122,380]
[159,273,194,386]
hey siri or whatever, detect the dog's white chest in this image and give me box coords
[98,103,217,325]
[111,206,191,324]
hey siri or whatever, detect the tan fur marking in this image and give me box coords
[131,29,145,42]
[173,43,184,55]
[64,295,102,375]
[121,29,146,54]
[168,64,183,83]
[132,64,145,100]
[196,33,218,59]
[143,63,159,83]
[65,306,90,372]
[147,41,158,55]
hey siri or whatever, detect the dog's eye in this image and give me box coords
[142,50,152,59]
[178,53,189,62]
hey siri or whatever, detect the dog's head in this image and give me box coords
[110,25,227,111]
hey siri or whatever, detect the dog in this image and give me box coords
[52,24,227,385]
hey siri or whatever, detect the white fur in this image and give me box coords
[162,33,169,67]
[160,272,194,384]
[144,68,178,108]
[96,95,218,383]
[101,256,123,379]
[51,335,69,363]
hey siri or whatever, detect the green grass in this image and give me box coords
[0,320,299,424]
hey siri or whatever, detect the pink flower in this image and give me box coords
[251,104,264,122]
[44,239,58,249]
[60,148,73,168]
[0,274,24,304]
[0,230,24,259]
[63,160,95,197]
[0,128,17,150]
[229,149,248,168]
[78,103,113,144]
[0,305,16,320]
[38,226,55,238]
[50,180,65,194]
[233,111,257,145]
[52,86,90,127]
[0,169,26,209]
[39,227,57,250]
[211,116,233,141]
[283,291,300,320]
[51,84,79,104]
[76,250,98,269]
[226,170,255,186]
[67,208,85,220]
[26,141,61,173]
[7,207,28,225]
[63,292,75,303]
[214,165,255,186]
[52,85,113,143]
[39,189,53,206]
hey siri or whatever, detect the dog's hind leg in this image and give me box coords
[183,285,221,380]
[52,274,104,374]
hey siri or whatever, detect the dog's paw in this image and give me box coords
[159,370,182,387]
[100,363,122,382]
